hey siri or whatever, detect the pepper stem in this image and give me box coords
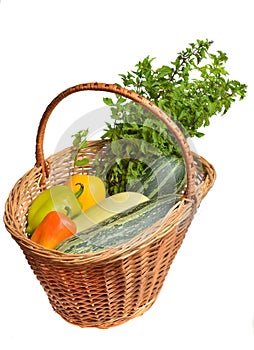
[65,206,72,217]
[74,182,84,199]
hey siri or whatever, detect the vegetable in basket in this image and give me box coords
[65,174,106,212]
[30,211,77,249]
[72,191,149,233]
[26,185,82,235]
[56,194,180,254]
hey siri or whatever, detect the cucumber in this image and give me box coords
[127,155,186,199]
[56,194,180,254]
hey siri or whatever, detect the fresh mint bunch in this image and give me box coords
[96,39,247,195]
[111,39,247,138]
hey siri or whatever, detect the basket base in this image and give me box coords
[53,297,157,329]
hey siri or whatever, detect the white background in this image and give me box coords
[1,1,254,349]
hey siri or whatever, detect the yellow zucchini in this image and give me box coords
[73,191,149,232]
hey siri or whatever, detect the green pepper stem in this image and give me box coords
[65,206,72,217]
[74,182,84,199]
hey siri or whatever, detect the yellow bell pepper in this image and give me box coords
[66,174,106,211]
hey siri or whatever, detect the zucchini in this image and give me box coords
[73,192,149,233]
[56,194,180,254]
[127,155,186,199]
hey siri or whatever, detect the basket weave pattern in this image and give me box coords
[4,83,216,328]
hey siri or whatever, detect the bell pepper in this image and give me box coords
[26,185,82,235]
[65,174,106,211]
[30,211,77,249]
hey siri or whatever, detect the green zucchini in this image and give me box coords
[127,155,186,199]
[56,194,180,254]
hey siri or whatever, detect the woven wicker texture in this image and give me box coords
[4,83,216,328]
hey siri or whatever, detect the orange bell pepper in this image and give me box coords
[30,211,77,249]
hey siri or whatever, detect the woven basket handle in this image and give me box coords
[36,82,196,202]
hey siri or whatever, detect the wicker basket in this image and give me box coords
[4,83,216,328]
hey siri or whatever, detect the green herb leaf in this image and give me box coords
[103,97,114,106]
[74,158,90,167]
[71,128,90,167]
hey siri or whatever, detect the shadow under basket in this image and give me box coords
[3,83,216,328]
